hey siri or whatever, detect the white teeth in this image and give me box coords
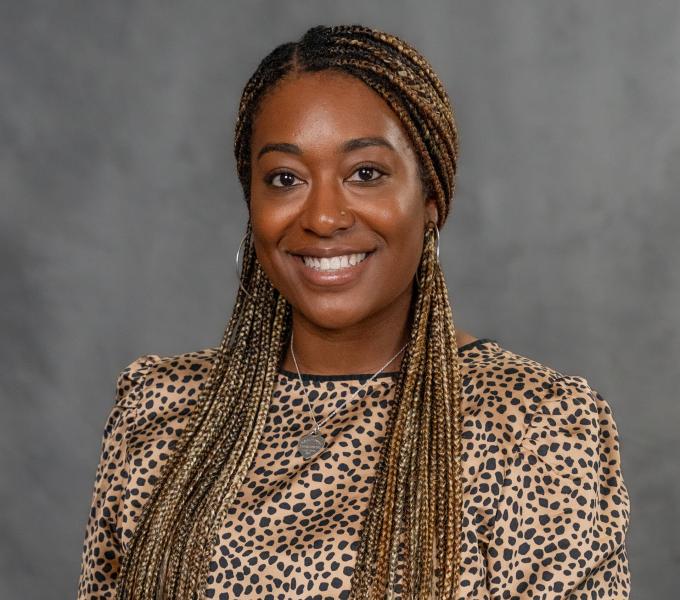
[301,252,368,271]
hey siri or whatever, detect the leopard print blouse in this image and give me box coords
[77,338,631,598]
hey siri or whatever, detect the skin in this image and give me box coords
[248,70,476,375]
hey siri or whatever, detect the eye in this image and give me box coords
[347,165,386,183]
[265,171,303,188]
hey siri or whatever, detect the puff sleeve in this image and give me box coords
[485,375,631,599]
[77,353,161,600]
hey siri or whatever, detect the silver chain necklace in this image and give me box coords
[290,329,408,460]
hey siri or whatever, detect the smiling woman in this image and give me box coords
[249,69,438,341]
[77,24,631,600]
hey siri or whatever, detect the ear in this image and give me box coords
[425,198,439,226]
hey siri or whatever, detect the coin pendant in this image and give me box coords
[298,430,325,460]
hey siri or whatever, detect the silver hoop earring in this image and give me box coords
[415,222,440,287]
[432,222,440,260]
[235,231,253,299]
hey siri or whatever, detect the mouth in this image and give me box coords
[288,250,376,286]
[293,251,373,271]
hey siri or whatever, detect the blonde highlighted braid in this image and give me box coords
[116,24,464,599]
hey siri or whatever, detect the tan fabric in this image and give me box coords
[77,339,631,598]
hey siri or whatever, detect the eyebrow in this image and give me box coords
[256,136,396,160]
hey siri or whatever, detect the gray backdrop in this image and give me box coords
[1,1,677,598]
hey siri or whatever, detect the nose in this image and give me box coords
[298,175,353,236]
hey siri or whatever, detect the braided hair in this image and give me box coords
[116,24,464,599]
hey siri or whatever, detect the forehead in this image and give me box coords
[251,70,416,158]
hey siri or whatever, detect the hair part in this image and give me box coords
[116,24,464,599]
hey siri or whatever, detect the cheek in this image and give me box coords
[250,234,291,298]
[249,207,302,296]
[249,190,301,239]
[249,200,287,253]
[376,217,424,281]
[381,198,425,250]
[248,209,280,273]
[397,225,425,269]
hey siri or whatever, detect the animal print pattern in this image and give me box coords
[77,338,631,598]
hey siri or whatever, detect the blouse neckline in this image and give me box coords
[276,337,497,382]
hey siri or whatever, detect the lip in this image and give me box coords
[288,250,375,287]
[290,245,376,258]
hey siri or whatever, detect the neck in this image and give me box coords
[280,288,413,376]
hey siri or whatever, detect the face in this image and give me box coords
[248,70,438,331]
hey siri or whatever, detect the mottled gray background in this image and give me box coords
[1,1,677,598]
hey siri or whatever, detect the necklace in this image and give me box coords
[290,330,408,460]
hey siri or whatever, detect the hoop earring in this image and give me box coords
[415,222,440,287]
[235,231,254,299]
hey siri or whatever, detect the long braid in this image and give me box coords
[115,24,464,599]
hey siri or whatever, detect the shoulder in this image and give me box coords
[459,338,629,535]
[459,339,625,477]
[107,345,220,547]
[460,339,578,448]
[114,345,219,408]
[475,349,630,598]
[112,345,220,458]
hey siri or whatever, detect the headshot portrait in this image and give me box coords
[2,3,677,600]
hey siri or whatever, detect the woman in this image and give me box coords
[77,24,631,599]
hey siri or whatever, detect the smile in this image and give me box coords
[290,250,375,287]
[300,252,369,272]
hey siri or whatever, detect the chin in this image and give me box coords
[295,301,369,331]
